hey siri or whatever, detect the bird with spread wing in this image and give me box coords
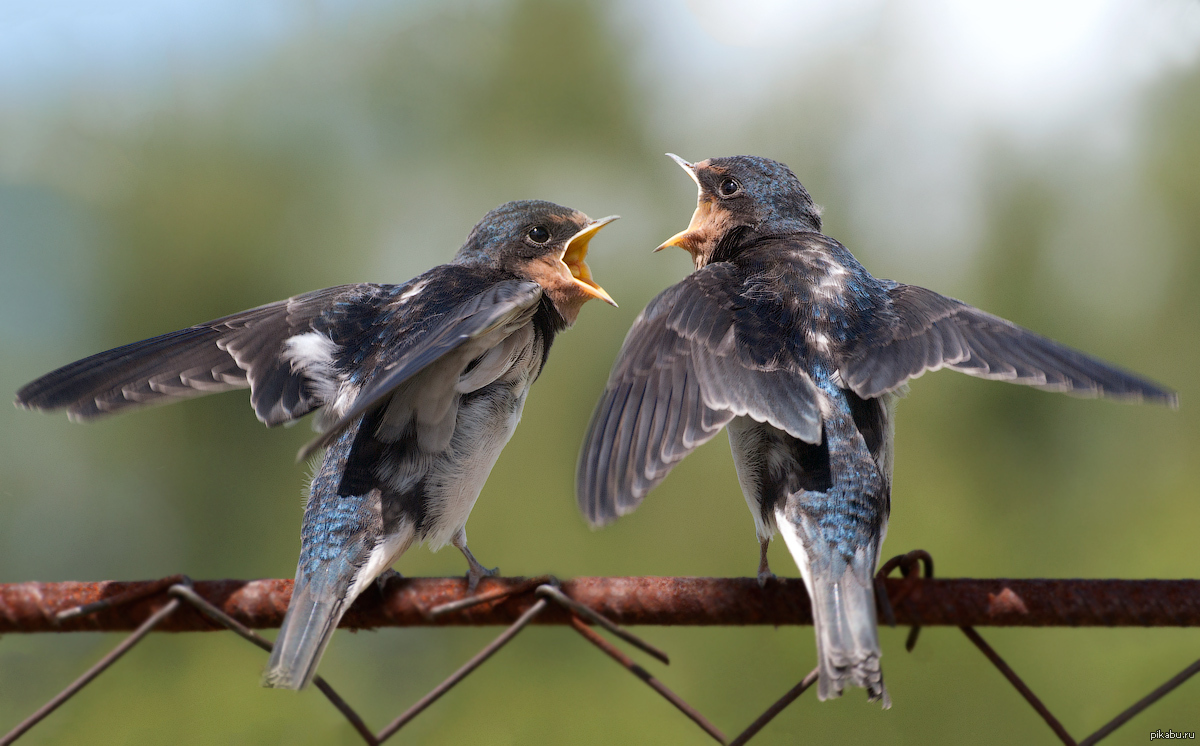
[17,200,617,690]
[576,154,1176,706]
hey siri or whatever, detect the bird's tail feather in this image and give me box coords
[809,561,890,708]
[262,573,349,691]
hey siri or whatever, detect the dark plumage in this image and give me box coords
[577,154,1175,707]
[17,200,617,690]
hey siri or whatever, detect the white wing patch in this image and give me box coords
[283,331,341,403]
[398,280,428,304]
[316,381,361,429]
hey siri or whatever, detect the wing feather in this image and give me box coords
[296,280,542,460]
[840,284,1177,405]
[577,265,822,527]
[15,285,365,425]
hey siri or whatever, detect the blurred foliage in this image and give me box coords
[1,0,1197,743]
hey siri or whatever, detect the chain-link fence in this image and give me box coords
[2,551,1198,745]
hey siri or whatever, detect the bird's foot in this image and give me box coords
[452,529,499,593]
[757,538,776,588]
[376,568,404,594]
[465,561,500,594]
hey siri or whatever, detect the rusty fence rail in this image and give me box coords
[6,576,1200,632]
[2,552,1198,745]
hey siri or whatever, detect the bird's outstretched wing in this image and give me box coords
[14,285,370,426]
[839,283,1178,405]
[297,278,543,459]
[577,263,823,527]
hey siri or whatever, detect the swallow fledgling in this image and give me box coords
[577,154,1176,707]
[16,200,617,690]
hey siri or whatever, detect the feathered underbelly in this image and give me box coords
[303,323,542,560]
[727,386,897,548]
[415,381,530,549]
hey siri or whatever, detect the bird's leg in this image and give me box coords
[375,568,404,594]
[757,536,776,588]
[452,528,498,593]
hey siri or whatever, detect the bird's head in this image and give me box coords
[657,154,822,267]
[456,200,617,325]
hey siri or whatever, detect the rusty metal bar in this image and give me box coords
[55,574,189,622]
[4,576,1200,633]
[535,584,670,664]
[426,575,553,618]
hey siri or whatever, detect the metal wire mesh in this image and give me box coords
[2,550,1198,745]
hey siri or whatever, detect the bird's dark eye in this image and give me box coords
[527,226,550,244]
[719,177,741,197]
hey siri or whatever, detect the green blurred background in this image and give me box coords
[1,0,1198,743]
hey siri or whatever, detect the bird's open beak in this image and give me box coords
[666,152,700,186]
[656,153,706,253]
[562,215,618,307]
